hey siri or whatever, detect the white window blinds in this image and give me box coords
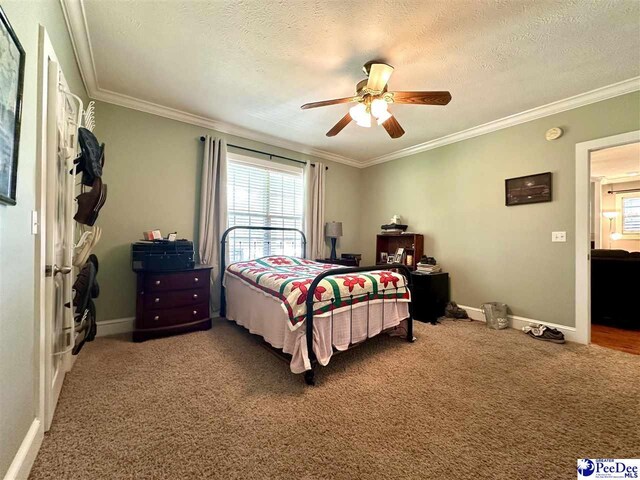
[622,195,640,234]
[227,157,304,262]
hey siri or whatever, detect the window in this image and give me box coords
[227,154,304,262]
[619,192,640,236]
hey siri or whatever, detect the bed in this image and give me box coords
[220,226,415,385]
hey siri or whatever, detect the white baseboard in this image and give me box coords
[3,419,43,480]
[96,317,135,337]
[458,305,580,343]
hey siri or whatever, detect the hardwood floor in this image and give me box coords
[591,324,640,355]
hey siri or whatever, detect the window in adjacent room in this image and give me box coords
[616,191,640,237]
[226,153,304,262]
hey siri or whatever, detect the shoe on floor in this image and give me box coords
[523,324,565,344]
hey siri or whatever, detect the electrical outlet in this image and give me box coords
[552,231,566,242]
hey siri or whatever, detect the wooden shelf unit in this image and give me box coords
[375,233,424,270]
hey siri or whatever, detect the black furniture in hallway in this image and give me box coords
[591,249,640,329]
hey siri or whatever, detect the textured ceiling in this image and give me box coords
[81,0,640,164]
[591,143,640,180]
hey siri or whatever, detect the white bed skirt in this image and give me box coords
[224,274,410,373]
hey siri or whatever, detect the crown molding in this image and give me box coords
[90,87,362,167]
[62,0,639,170]
[59,0,362,168]
[60,0,99,94]
[364,76,640,167]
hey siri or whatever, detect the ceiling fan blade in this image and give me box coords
[326,113,353,137]
[391,91,452,105]
[366,63,394,92]
[301,97,357,110]
[382,115,405,139]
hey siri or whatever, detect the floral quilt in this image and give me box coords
[224,256,410,329]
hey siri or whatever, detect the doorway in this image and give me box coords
[590,142,640,354]
[575,131,640,351]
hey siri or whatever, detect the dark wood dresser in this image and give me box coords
[133,265,212,342]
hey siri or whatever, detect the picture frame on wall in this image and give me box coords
[0,6,26,205]
[505,172,552,206]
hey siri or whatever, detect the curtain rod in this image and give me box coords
[199,136,328,170]
[607,187,640,194]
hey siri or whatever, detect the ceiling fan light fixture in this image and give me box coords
[356,113,372,128]
[376,110,392,125]
[349,103,371,127]
[349,103,366,120]
[370,98,388,118]
[302,60,451,139]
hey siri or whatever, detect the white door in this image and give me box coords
[38,30,80,431]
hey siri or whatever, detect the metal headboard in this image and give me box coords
[219,225,307,316]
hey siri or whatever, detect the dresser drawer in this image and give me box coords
[143,287,209,310]
[144,270,209,292]
[140,302,209,329]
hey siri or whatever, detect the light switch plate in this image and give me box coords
[552,231,566,242]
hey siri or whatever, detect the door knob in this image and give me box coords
[46,264,72,277]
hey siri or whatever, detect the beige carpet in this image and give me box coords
[30,319,640,480]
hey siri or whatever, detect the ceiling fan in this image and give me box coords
[301,60,452,139]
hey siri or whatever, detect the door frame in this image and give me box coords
[34,24,53,444]
[574,130,640,344]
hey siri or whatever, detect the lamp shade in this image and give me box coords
[603,211,619,219]
[325,221,343,238]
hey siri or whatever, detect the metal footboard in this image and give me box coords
[302,264,414,385]
[219,226,414,386]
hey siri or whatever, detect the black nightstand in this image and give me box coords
[410,272,450,324]
[315,258,359,267]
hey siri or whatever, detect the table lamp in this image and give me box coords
[325,222,343,260]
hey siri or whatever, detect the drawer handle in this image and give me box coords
[193,294,198,299]
[194,277,199,283]
[154,298,160,303]
[193,310,197,315]
[154,315,160,321]
[155,280,161,285]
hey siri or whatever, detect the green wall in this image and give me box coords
[0,1,87,476]
[92,102,362,321]
[94,93,639,328]
[359,92,640,327]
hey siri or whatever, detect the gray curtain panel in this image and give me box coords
[198,136,228,314]
[304,161,326,259]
